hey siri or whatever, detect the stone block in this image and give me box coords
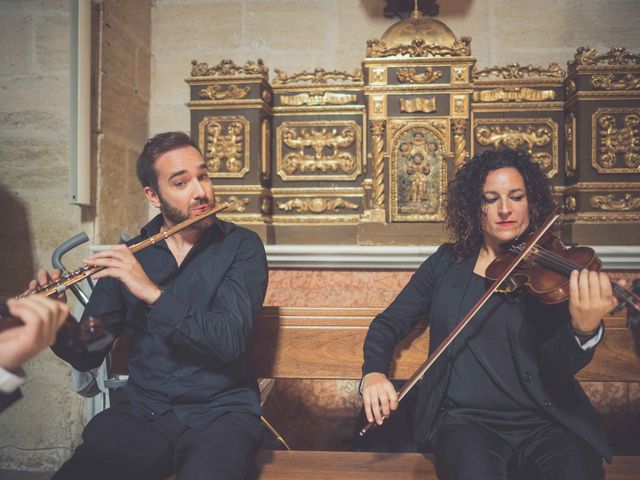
[152,2,242,52]
[0,138,69,195]
[0,76,70,131]
[245,1,330,51]
[492,0,591,56]
[582,1,640,48]
[35,14,70,73]
[0,12,33,76]
[104,0,151,46]
[100,74,149,141]
[102,23,138,90]
[149,103,190,135]
[151,50,193,104]
[135,46,152,101]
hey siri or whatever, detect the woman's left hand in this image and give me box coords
[569,269,619,334]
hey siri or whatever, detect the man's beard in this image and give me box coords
[159,195,212,230]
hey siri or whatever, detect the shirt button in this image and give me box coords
[543,399,552,409]
[523,371,532,383]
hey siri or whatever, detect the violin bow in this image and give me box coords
[359,208,561,436]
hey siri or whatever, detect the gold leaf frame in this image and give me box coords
[198,115,251,178]
[591,107,640,173]
[472,117,559,179]
[276,120,362,181]
[565,113,577,177]
[261,119,271,181]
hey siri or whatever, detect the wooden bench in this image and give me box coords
[109,307,640,479]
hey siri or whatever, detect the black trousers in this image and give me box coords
[432,416,604,480]
[52,395,263,480]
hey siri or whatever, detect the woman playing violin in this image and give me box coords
[361,148,618,480]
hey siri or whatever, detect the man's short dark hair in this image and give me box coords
[136,131,201,191]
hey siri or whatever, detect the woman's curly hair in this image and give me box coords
[445,148,556,261]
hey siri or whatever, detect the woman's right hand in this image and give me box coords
[361,372,399,425]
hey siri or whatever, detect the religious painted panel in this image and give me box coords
[389,120,448,222]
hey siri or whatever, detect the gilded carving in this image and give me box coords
[452,119,467,171]
[473,62,565,79]
[574,212,640,224]
[565,80,576,98]
[564,195,577,213]
[591,74,640,91]
[453,66,467,83]
[260,197,271,214]
[273,68,363,85]
[191,58,268,77]
[277,197,358,213]
[199,116,250,178]
[569,46,640,70]
[400,97,437,113]
[396,67,443,84]
[280,92,357,106]
[276,121,362,181]
[369,95,387,119]
[472,88,556,103]
[592,109,640,173]
[590,193,640,211]
[369,67,387,85]
[370,120,385,210]
[474,119,558,178]
[366,38,471,58]
[261,119,271,181]
[451,95,467,116]
[565,113,577,177]
[225,196,250,213]
[262,90,272,103]
[199,84,251,100]
[390,123,447,222]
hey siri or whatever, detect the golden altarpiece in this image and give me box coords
[186,11,640,246]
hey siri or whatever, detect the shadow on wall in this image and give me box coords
[0,184,34,298]
[360,0,473,19]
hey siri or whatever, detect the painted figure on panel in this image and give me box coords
[397,128,443,215]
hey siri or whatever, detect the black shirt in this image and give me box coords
[53,215,268,430]
[446,273,548,435]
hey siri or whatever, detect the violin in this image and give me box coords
[486,231,640,328]
[0,300,113,354]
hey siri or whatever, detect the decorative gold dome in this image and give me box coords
[380,10,457,48]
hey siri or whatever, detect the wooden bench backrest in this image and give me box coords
[111,307,640,382]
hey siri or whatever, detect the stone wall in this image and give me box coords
[0,0,150,470]
[149,0,640,135]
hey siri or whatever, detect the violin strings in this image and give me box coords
[531,247,640,312]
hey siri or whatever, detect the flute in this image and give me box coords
[16,202,230,300]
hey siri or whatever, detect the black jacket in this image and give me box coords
[0,389,21,413]
[363,243,611,461]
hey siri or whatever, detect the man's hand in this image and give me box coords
[85,245,161,305]
[29,269,67,303]
[361,372,399,426]
[569,269,620,335]
[0,296,69,372]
